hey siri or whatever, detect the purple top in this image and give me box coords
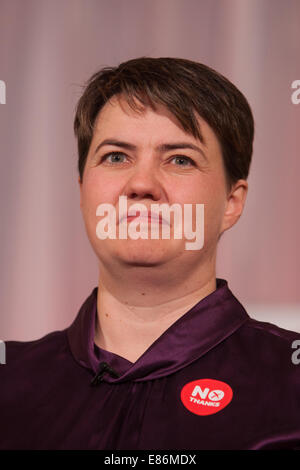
[1,278,300,449]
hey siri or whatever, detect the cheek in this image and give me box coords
[179,177,226,237]
[203,187,227,241]
[81,171,119,210]
[175,178,223,209]
[81,171,125,244]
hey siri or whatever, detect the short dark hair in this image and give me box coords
[74,57,254,189]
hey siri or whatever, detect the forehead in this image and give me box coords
[91,95,221,155]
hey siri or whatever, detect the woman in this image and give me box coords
[1,57,299,450]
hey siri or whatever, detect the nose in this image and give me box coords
[123,163,163,202]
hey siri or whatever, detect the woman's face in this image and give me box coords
[79,95,247,274]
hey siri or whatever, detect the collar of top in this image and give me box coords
[67,278,249,383]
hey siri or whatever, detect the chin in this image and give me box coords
[93,237,186,267]
[115,239,178,265]
[121,246,170,265]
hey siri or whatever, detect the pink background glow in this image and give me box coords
[0,0,299,340]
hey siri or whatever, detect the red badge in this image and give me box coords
[181,378,233,416]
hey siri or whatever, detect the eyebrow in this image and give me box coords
[94,139,208,162]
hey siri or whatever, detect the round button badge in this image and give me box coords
[181,378,233,416]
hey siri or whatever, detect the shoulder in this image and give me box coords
[234,316,300,384]
[0,328,70,381]
[242,315,300,346]
[3,328,67,360]
[0,327,83,415]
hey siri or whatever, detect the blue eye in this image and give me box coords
[101,152,127,164]
[99,152,195,167]
[172,156,195,166]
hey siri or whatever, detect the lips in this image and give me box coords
[127,214,162,224]
[119,211,168,225]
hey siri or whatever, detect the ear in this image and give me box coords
[78,176,83,210]
[220,179,248,235]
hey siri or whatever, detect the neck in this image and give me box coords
[94,261,217,363]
